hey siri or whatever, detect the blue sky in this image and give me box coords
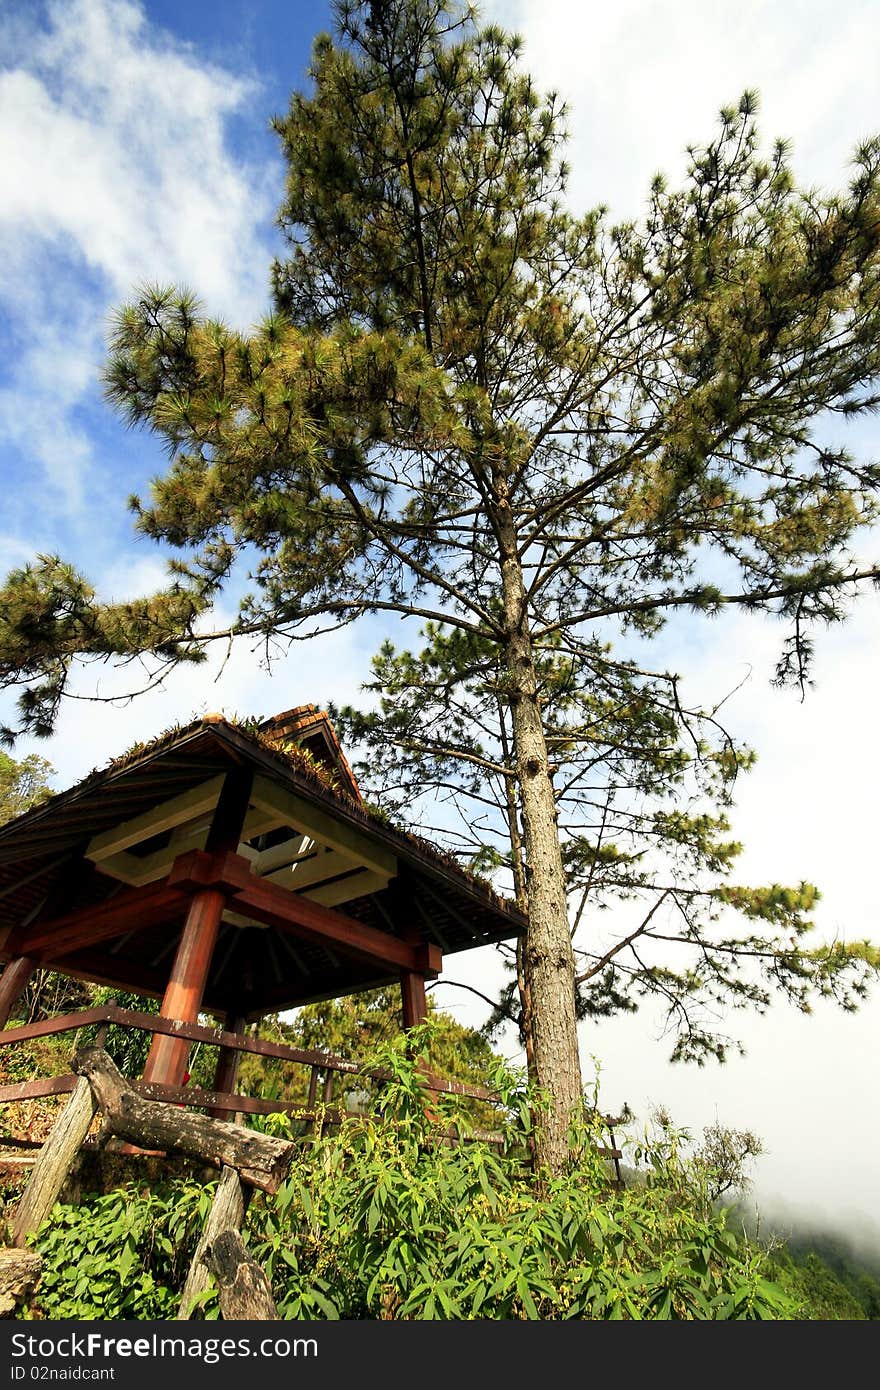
[1,0,879,1239]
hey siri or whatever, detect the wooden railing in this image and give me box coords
[0,1006,625,1178]
[0,1004,500,1126]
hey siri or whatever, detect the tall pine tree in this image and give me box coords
[3,0,880,1166]
[329,626,877,1073]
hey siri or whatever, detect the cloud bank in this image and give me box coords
[0,0,275,530]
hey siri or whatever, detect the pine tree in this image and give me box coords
[0,750,53,823]
[329,626,877,1070]
[3,0,880,1167]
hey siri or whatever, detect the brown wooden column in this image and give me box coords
[141,889,227,1087]
[142,766,253,1090]
[0,956,36,1030]
[400,968,428,1029]
[400,934,437,1122]
[208,1012,248,1118]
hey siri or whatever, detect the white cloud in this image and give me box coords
[0,0,276,522]
[0,0,271,315]
[489,0,880,219]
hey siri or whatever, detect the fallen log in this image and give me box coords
[177,1166,246,1319]
[0,1248,42,1317]
[12,1076,97,1247]
[204,1229,278,1320]
[72,1047,296,1194]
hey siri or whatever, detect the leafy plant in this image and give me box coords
[27,1030,792,1321]
[33,1180,213,1320]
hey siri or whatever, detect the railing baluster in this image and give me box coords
[306,1064,319,1110]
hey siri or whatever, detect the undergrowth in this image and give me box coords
[24,1026,793,1321]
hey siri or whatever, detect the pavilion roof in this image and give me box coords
[0,715,524,1017]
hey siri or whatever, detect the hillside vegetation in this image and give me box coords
[0,1018,871,1321]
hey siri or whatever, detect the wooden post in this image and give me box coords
[306,1065,319,1109]
[11,1076,97,1246]
[142,767,253,1090]
[400,968,428,1029]
[0,956,36,1030]
[400,929,437,1125]
[141,889,226,1088]
[208,1013,247,1120]
[178,1166,245,1319]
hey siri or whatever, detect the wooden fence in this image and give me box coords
[0,1003,500,1128]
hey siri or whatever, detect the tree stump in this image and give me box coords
[0,1248,42,1317]
[177,1166,245,1319]
[204,1229,278,1320]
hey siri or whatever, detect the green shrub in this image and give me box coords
[33,1181,213,1319]
[29,1027,792,1321]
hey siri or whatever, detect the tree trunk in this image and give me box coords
[204,1229,278,1320]
[496,485,583,1173]
[499,710,537,1081]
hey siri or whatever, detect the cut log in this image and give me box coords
[72,1047,295,1194]
[11,1076,97,1247]
[0,1248,42,1317]
[203,1229,278,1320]
[177,1166,245,1319]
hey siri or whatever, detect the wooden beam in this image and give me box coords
[264,845,355,891]
[9,882,191,959]
[95,806,287,888]
[304,868,390,907]
[138,1081,343,1122]
[0,1075,77,1104]
[86,776,226,862]
[205,767,254,854]
[222,860,440,977]
[250,776,396,879]
[164,849,438,975]
[249,832,312,876]
[0,1006,115,1046]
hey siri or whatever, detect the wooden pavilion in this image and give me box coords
[0,707,525,1097]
